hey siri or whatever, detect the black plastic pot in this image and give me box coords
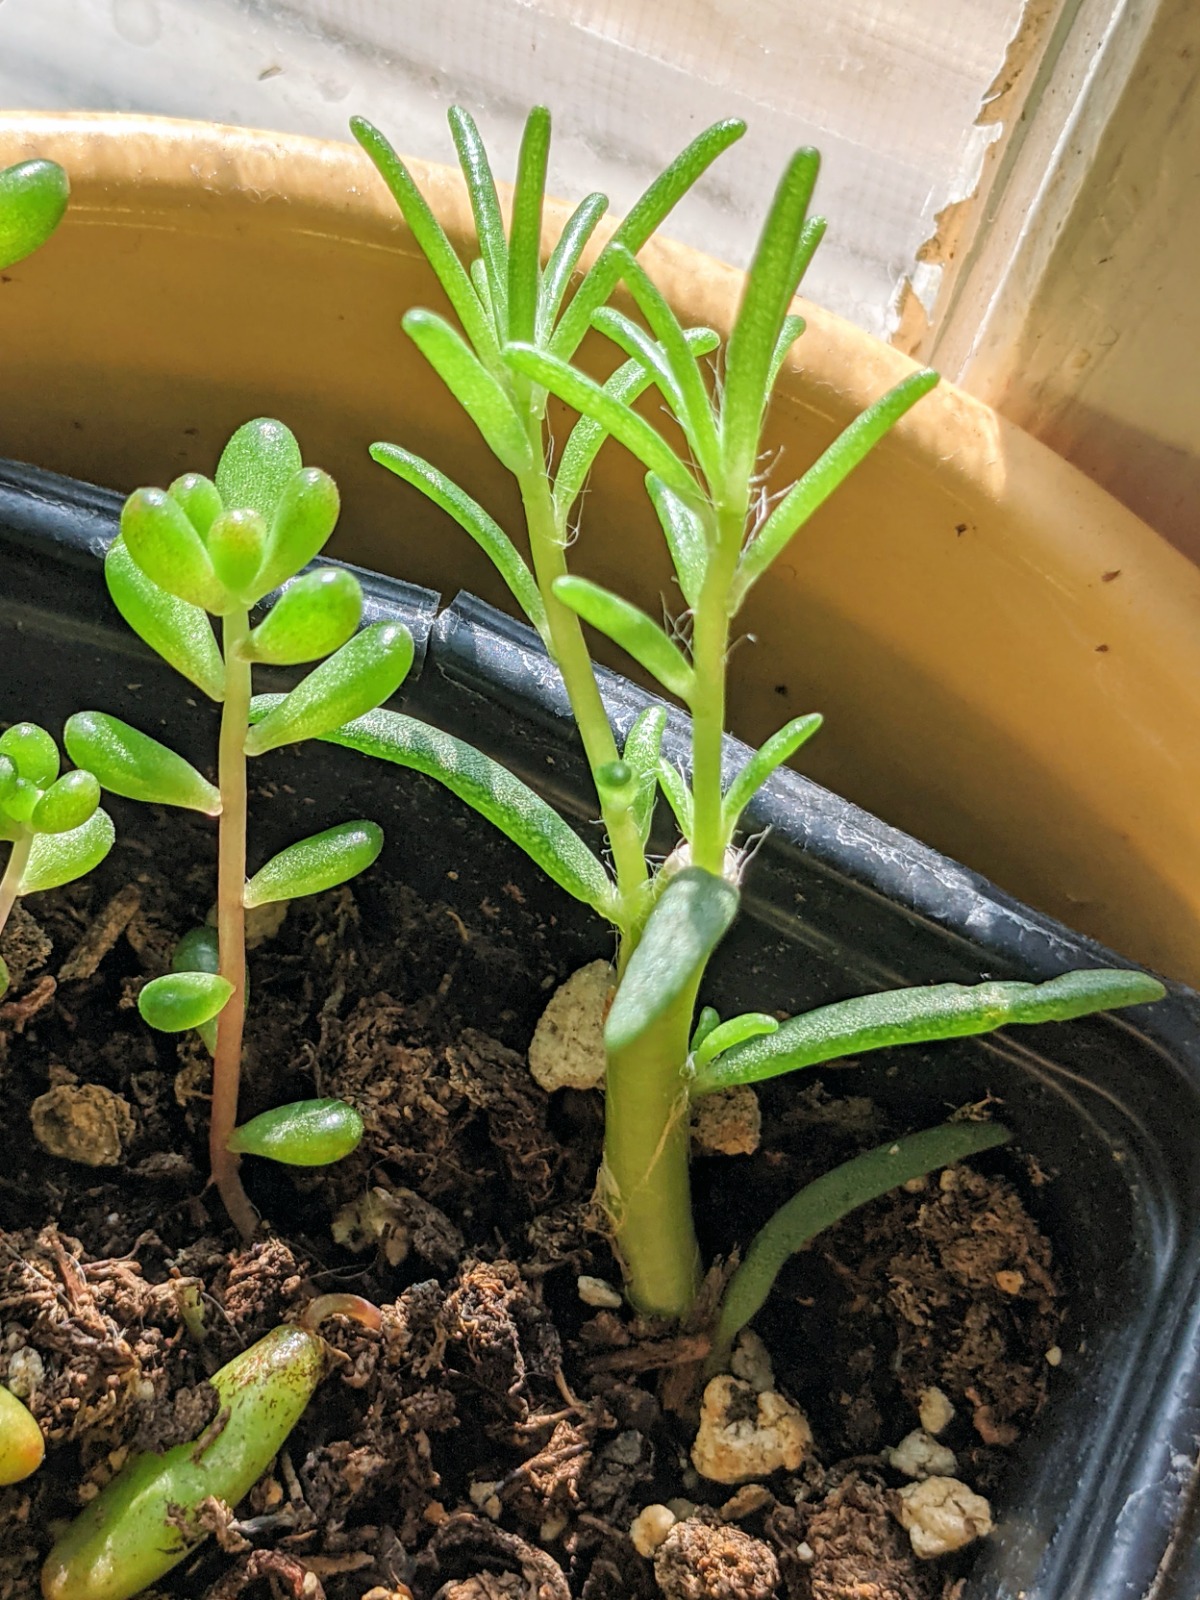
[2,458,1200,1600]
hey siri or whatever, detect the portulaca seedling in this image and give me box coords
[0,157,69,272]
[65,421,412,1237]
[0,723,114,999]
[333,104,1168,1347]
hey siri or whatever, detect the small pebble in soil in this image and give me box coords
[630,1503,677,1557]
[917,1385,956,1436]
[577,1274,623,1308]
[729,1329,774,1393]
[1046,1344,1063,1366]
[29,1082,134,1166]
[654,1519,780,1600]
[691,1375,812,1484]
[692,1085,761,1156]
[895,1475,994,1558]
[884,1428,958,1479]
[528,959,611,1091]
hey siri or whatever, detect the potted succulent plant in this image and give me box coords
[0,112,1199,1600]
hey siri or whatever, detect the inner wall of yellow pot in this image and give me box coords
[3,115,1200,984]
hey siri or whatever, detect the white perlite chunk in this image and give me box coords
[691,1085,761,1156]
[691,1375,812,1484]
[577,1274,623,1309]
[896,1476,994,1558]
[917,1385,955,1436]
[886,1429,958,1479]
[730,1329,775,1393]
[630,1504,677,1557]
[529,960,612,1091]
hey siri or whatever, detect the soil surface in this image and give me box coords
[0,816,1063,1600]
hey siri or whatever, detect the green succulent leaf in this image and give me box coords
[243,821,384,909]
[168,473,224,539]
[710,1120,1012,1364]
[0,956,8,1001]
[690,1005,721,1053]
[370,445,547,644]
[171,926,222,1053]
[206,509,268,599]
[657,758,694,840]
[732,368,940,604]
[4,780,40,825]
[20,808,114,894]
[65,712,221,815]
[244,622,414,756]
[403,309,534,475]
[215,418,302,520]
[0,158,69,271]
[646,472,708,609]
[121,488,228,613]
[31,770,100,835]
[227,1098,364,1166]
[621,707,667,847]
[693,1012,778,1070]
[0,724,58,787]
[104,537,226,702]
[692,968,1170,1096]
[282,705,619,921]
[245,569,363,665]
[507,105,551,347]
[606,867,739,1055]
[138,970,233,1033]
[767,311,807,392]
[252,467,342,599]
[538,190,608,340]
[722,713,823,833]
[590,307,690,423]
[448,105,509,336]
[553,576,694,703]
[0,755,16,808]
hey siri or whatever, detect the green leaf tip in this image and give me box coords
[0,158,69,271]
[104,537,225,702]
[215,418,302,520]
[246,568,363,665]
[0,723,58,788]
[138,970,233,1033]
[606,867,739,1056]
[65,712,221,815]
[243,821,384,909]
[228,1098,364,1166]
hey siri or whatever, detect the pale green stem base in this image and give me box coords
[0,833,32,942]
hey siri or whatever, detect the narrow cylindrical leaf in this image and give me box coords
[657,759,694,839]
[404,309,534,475]
[711,1121,1012,1363]
[168,473,223,539]
[622,707,667,847]
[507,105,551,345]
[646,472,708,608]
[206,508,268,598]
[40,1324,325,1600]
[227,1098,364,1166]
[138,970,233,1033]
[0,723,58,787]
[606,868,739,1055]
[553,575,694,702]
[692,968,1169,1096]
[0,158,69,271]
[246,569,363,665]
[370,445,547,643]
[538,190,608,339]
[243,821,383,909]
[104,537,226,702]
[722,713,823,832]
[693,1012,778,1070]
[32,771,100,835]
[244,622,414,756]
[19,809,114,895]
[65,712,221,815]
[253,467,342,598]
[0,1385,44,1485]
[690,1005,721,1053]
[447,105,509,335]
[215,418,303,519]
[121,488,228,613]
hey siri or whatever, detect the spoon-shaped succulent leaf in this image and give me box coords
[0,723,58,788]
[138,970,233,1033]
[104,538,226,702]
[215,418,303,520]
[0,159,69,271]
[20,809,114,894]
[5,780,41,825]
[243,821,383,909]
[171,926,222,1054]
[553,576,695,702]
[244,623,413,756]
[245,569,363,665]
[40,1324,326,1600]
[0,1385,44,1485]
[31,770,100,835]
[206,508,268,598]
[227,1098,364,1166]
[251,466,342,598]
[168,473,224,539]
[65,713,221,814]
[120,488,228,613]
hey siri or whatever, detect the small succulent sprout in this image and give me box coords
[243,820,384,909]
[227,1098,364,1166]
[244,567,364,665]
[0,1384,44,1485]
[0,158,69,272]
[40,1323,327,1600]
[64,713,221,814]
[138,970,233,1033]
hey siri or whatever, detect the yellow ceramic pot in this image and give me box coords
[2,113,1199,981]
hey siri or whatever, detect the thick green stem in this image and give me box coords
[0,832,32,941]
[601,973,702,1318]
[210,609,258,1240]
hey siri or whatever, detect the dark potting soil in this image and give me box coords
[0,812,1063,1600]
